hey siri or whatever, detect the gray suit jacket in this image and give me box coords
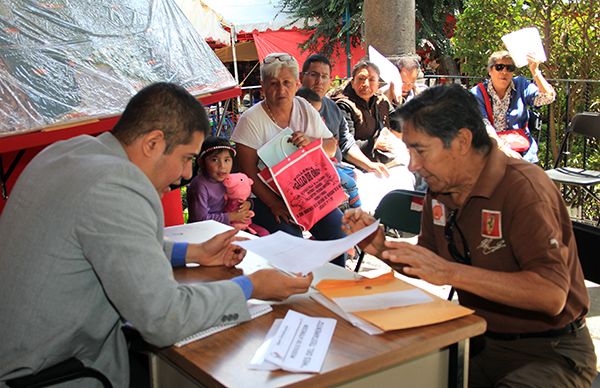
[0,133,250,387]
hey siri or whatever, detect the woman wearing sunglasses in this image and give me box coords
[471,50,555,163]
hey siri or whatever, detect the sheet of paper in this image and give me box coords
[369,45,402,100]
[356,166,416,214]
[311,293,383,335]
[234,220,380,275]
[332,289,432,313]
[501,27,547,67]
[264,310,336,373]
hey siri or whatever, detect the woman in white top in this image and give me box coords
[231,52,346,267]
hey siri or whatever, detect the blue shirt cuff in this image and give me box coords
[231,276,253,300]
[171,242,187,268]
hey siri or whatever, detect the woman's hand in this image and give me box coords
[269,198,293,224]
[527,53,540,76]
[229,208,254,223]
[238,200,252,212]
[366,161,390,177]
[289,132,312,148]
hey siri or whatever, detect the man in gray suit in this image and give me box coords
[0,83,312,387]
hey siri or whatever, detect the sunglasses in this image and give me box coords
[493,63,516,72]
[263,54,293,64]
[444,209,471,265]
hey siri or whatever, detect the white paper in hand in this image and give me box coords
[234,220,380,275]
[368,45,402,100]
[501,27,547,68]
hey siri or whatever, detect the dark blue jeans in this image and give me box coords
[251,196,347,267]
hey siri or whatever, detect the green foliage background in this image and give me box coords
[453,0,599,222]
[277,0,599,222]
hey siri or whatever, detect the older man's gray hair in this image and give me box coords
[396,55,421,71]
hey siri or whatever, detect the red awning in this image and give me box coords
[252,29,365,79]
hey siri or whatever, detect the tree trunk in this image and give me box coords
[363,0,415,62]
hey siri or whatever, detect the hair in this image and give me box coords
[396,54,421,71]
[260,52,299,81]
[197,136,236,174]
[111,82,209,154]
[487,50,514,71]
[351,60,380,79]
[296,87,322,104]
[391,84,492,152]
[301,54,332,73]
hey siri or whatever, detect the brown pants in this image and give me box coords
[469,326,597,388]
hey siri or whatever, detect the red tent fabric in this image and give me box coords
[252,29,365,79]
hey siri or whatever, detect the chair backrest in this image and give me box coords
[553,112,600,169]
[572,221,600,284]
[373,189,425,235]
[570,112,600,139]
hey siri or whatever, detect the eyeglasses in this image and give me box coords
[444,209,471,265]
[263,54,293,64]
[493,63,516,72]
[303,71,330,81]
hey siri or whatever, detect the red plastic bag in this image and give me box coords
[497,129,530,152]
[258,139,346,230]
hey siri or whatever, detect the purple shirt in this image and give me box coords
[187,173,229,224]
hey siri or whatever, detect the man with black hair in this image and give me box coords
[342,84,596,387]
[0,82,312,387]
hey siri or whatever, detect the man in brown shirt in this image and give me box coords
[343,84,596,387]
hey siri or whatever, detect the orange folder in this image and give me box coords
[316,272,474,332]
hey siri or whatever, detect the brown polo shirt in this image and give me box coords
[418,146,589,333]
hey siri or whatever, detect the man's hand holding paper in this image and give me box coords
[341,208,386,257]
[234,219,380,275]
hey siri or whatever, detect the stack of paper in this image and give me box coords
[249,310,336,373]
[315,272,474,332]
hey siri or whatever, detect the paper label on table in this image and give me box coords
[501,27,547,67]
[234,220,380,275]
[264,310,336,373]
[332,289,432,313]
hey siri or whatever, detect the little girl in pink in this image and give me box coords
[187,136,268,236]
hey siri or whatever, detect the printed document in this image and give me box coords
[251,310,336,373]
[234,220,380,275]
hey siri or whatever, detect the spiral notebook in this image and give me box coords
[174,303,273,347]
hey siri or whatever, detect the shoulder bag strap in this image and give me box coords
[477,83,494,127]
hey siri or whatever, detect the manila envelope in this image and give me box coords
[316,271,473,332]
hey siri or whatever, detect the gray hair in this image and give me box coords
[487,50,514,71]
[260,52,299,81]
[396,55,421,71]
